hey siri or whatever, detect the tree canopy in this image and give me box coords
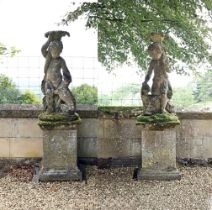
[0,43,20,57]
[72,84,98,105]
[0,74,41,104]
[193,71,212,102]
[63,0,212,73]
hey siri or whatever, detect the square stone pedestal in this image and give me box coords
[38,124,82,182]
[137,125,181,180]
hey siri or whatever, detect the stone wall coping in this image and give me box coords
[176,111,212,120]
[0,104,97,118]
[0,105,211,119]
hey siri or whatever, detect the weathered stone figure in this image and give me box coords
[37,31,82,182]
[41,31,76,115]
[136,34,180,181]
[141,41,174,115]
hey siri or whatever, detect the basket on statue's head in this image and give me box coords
[45,31,70,41]
[149,33,165,43]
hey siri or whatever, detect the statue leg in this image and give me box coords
[167,80,173,99]
[160,80,169,113]
[58,88,76,114]
[160,93,168,113]
[45,88,54,113]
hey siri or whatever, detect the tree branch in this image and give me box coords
[89,15,177,23]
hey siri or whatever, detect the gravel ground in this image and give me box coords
[0,166,211,210]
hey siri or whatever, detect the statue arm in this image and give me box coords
[41,40,51,58]
[61,58,72,86]
[41,33,54,58]
[164,57,171,73]
[144,61,154,83]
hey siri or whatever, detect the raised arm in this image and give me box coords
[41,33,54,58]
[41,39,51,58]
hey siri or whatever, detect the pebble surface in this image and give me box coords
[0,166,211,210]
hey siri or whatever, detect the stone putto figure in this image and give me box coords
[41,31,76,116]
[141,34,174,115]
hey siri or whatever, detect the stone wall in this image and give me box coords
[176,113,212,162]
[0,105,211,165]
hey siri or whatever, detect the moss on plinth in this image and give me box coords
[136,113,180,130]
[38,112,81,129]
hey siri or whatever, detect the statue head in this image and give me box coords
[49,41,63,58]
[147,42,164,60]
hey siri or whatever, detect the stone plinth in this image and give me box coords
[137,124,181,180]
[38,124,82,182]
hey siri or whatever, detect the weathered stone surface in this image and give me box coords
[176,119,212,160]
[38,125,82,181]
[78,137,97,157]
[0,106,211,165]
[0,104,97,118]
[0,104,42,118]
[78,119,98,138]
[98,119,140,139]
[0,139,9,157]
[97,119,141,158]
[0,119,15,137]
[138,126,181,180]
[10,138,43,158]
[16,119,43,138]
[177,112,212,120]
[97,137,141,159]
[137,169,181,181]
[141,41,174,115]
[39,168,82,182]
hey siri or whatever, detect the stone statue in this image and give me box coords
[141,35,174,115]
[37,31,82,182]
[41,31,76,116]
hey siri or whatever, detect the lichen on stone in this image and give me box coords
[38,112,81,129]
[136,113,180,129]
[38,112,70,122]
[98,106,143,118]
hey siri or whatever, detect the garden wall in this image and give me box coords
[0,105,211,166]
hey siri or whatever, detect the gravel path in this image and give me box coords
[0,166,211,210]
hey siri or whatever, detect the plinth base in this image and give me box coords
[137,168,181,181]
[136,121,181,181]
[39,168,82,182]
[38,117,81,182]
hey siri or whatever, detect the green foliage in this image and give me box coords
[111,84,140,101]
[0,74,21,104]
[172,85,196,108]
[98,84,141,106]
[0,43,20,57]
[193,71,212,102]
[63,0,212,73]
[98,94,111,106]
[99,81,211,108]
[18,90,41,105]
[0,74,41,104]
[72,84,98,105]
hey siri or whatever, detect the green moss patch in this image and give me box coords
[38,112,70,122]
[38,112,81,129]
[136,113,180,129]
